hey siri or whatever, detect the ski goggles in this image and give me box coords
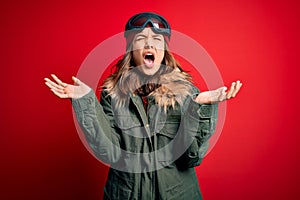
[124,12,171,40]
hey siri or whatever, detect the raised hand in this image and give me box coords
[44,74,91,99]
[195,80,242,104]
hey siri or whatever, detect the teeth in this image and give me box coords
[144,53,155,62]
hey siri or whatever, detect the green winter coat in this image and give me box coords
[72,80,218,200]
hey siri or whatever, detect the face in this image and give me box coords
[132,28,165,75]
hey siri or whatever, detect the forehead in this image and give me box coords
[135,27,163,37]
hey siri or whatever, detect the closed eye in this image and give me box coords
[135,36,145,41]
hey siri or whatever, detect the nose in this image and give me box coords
[144,38,153,49]
[144,44,153,49]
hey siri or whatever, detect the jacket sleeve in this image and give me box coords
[175,88,218,169]
[72,90,121,164]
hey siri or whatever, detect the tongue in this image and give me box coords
[144,58,154,67]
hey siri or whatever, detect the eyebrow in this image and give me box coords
[135,34,163,38]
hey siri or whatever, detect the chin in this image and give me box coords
[142,69,157,76]
[141,66,160,76]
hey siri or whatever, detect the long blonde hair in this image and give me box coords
[102,43,192,107]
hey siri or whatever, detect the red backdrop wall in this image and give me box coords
[1,0,299,199]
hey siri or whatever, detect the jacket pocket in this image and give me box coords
[104,169,135,200]
[115,114,141,130]
[114,115,147,149]
[156,115,181,165]
[157,114,181,138]
[157,120,180,147]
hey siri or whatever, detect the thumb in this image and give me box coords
[72,76,81,85]
[217,86,227,102]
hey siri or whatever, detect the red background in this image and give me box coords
[1,0,299,199]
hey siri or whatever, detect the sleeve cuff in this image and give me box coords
[72,90,97,112]
[186,97,217,119]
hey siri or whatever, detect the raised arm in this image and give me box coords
[176,81,242,169]
[44,74,122,164]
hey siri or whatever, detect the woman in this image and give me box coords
[45,12,242,200]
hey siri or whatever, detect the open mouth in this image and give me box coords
[143,53,155,67]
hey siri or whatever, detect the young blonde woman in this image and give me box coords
[45,12,242,200]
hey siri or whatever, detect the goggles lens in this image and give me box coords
[125,12,171,38]
[131,17,167,29]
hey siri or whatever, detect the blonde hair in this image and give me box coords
[102,43,192,102]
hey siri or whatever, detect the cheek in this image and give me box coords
[132,41,145,51]
[132,51,142,64]
[155,51,165,64]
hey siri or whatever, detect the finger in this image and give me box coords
[44,77,56,86]
[51,88,72,99]
[44,78,54,89]
[50,88,65,98]
[226,82,236,99]
[51,74,68,87]
[44,78,63,88]
[44,81,55,90]
[231,81,243,97]
[45,82,66,96]
[44,77,65,90]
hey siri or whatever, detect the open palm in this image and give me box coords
[44,74,91,99]
[195,80,242,104]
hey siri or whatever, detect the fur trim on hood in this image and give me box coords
[150,70,193,111]
[107,68,194,111]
